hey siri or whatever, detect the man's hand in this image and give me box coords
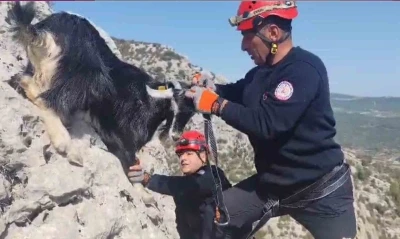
[192,72,216,91]
[128,161,150,186]
[185,86,223,115]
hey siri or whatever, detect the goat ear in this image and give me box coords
[173,89,185,97]
[166,80,185,97]
[168,80,182,90]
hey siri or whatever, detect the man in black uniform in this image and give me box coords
[128,130,232,239]
[186,1,357,239]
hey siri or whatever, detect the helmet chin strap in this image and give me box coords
[255,27,291,64]
[194,151,209,166]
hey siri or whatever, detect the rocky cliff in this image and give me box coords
[0,2,399,239]
[0,2,179,238]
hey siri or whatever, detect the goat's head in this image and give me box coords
[169,80,196,141]
[146,79,196,142]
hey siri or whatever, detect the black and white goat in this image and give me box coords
[6,2,196,173]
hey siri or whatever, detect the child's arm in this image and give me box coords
[145,172,215,198]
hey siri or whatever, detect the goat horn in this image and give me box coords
[146,85,173,99]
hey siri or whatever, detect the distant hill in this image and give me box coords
[331,93,400,154]
[331,93,400,115]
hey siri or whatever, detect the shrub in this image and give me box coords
[389,181,400,216]
[356,165,371,181]
[160,50,182,61]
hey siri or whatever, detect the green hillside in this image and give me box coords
[331,93,400,154]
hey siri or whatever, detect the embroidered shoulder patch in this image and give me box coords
[274,81,293,101]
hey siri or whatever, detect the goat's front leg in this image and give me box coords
[158,111,174,143]
[19,75,83,166]
[109,144,156,205]
[19,74,41,103]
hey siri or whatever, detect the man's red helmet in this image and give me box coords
[175,130,209,153]
[229,1,298,31]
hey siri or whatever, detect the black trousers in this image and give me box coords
[216,168,357,239]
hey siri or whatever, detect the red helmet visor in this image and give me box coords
[175,138,208,153]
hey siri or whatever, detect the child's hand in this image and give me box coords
[128,160,151,186]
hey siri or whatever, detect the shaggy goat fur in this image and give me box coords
[6,2,196,172]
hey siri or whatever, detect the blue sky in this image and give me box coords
[53,2,400,97]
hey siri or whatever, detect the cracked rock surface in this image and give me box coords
[0,2,179,238]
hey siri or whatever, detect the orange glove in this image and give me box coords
[185,86,226,115]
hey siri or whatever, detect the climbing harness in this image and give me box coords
[202,80,230,227]
[244,162,351,239]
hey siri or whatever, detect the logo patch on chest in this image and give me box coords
[274,81,293,101]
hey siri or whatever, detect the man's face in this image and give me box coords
[178,150,206,175]
[241,30,270,65]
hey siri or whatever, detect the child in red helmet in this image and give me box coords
[128,130,232,239]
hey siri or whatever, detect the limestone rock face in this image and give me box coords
[0,2,178,238]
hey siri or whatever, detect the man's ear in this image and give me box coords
[264,24,281,42]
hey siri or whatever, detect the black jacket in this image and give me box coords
[146,165,232,239]
[216,46,344,197]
